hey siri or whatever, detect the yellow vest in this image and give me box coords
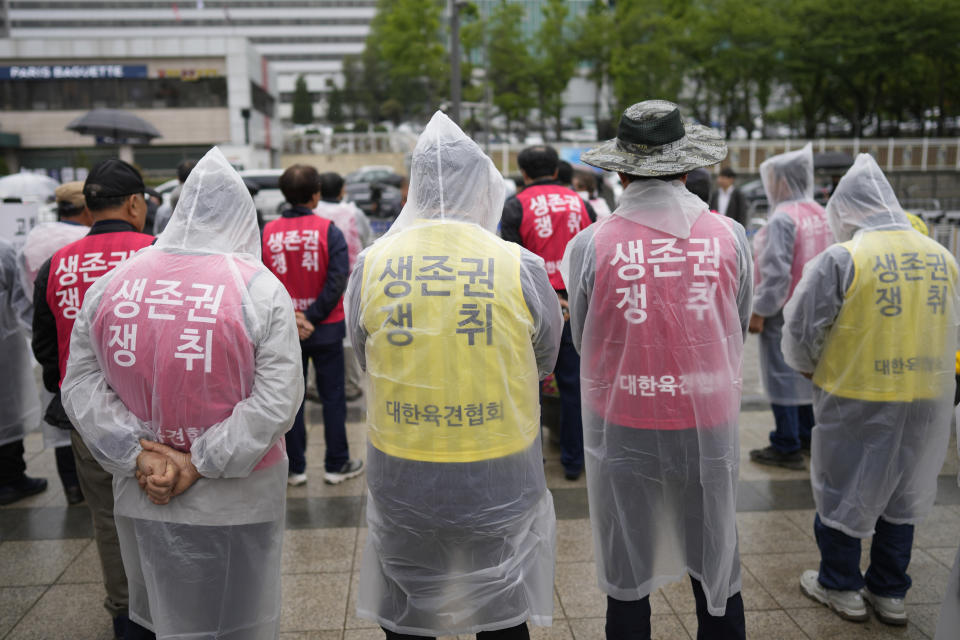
[360,220,539,462]
[814,229,958,401]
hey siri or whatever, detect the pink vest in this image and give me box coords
[91,251,284,472]
[754,200,832,302]
[586,212,742,430]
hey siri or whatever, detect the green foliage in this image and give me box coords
[487,0,536,136]
[291,75,313,125]
[339,0,960,138]
[341,0,447,123]
[325,78,344,124]
[532,0,577,139]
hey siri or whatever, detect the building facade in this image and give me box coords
[0,0,375,124]
[0,36,279,172]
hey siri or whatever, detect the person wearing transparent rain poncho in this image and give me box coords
[748,143,833,471]
[346,112,562,639]
[0,236,44,505]
[562,100,753,639]
[61,147,303,639]
[782,154,959,626]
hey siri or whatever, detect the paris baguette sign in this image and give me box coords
[0,64,149,80]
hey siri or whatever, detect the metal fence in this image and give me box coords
[283,132,960,174]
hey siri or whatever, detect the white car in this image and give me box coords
[238,169,286,223]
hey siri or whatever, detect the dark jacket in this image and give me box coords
[501,178,597,246]
[32,219,141,429]
[709,186,748,228]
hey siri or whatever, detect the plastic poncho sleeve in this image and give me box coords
[188,271,303,478]
[564,224,597,355]
[519,246,564,378]
[63,267,303,479]
[7,251,32,335]
[733,221,754,338]
[781,245,854,375]
[355,207,374,249]
[345,251,368,371]
[62,273,154,476]
[753,213,796,317]
[346,246,563,379]
[566,217,754,351]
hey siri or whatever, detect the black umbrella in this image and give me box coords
[66,108,162,143]
[814,151,854,172]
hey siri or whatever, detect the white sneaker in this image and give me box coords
[323,459,364,485]
[799,570,868,622]
[287,473,307,487]
[861,588,907,625]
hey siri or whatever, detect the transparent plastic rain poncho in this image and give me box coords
[17,221,90,449]
[562,177,753,615]
[782,154,959,538]
[753,143,832,405]
[314,199,372,270]
[0,237,41,446]
[62,147,303,639]
[345,112,562,635]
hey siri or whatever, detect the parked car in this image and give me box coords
[344,166,404,218]
[345,165,404,188]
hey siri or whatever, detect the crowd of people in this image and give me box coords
[0,98,958,640]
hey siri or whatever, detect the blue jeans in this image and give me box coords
[554,320,584,474]
[287,341,349,474]
[769,403,814,453]
[815,513,914,597]
[605,578,745,639]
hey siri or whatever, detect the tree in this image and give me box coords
[608,0,688,115]
[361,0,447,121]
[325,78,344,124]
[532,0,577,140]
[573,0,615,129]
[487,0,535,139]
[291,74,313,125]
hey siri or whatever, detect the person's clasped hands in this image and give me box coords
[135,439,202,505]
[295,311,315,341]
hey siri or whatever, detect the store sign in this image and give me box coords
[0,65,149,80]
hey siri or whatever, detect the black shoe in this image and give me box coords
[564,468,582,481]
[0,475,48,505]
[65,484,85,505]
[749,446,805,470]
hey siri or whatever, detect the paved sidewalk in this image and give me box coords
[2,337,958,639]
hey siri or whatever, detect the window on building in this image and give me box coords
[0,77,228,110]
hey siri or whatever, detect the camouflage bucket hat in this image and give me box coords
[581,100,727,176]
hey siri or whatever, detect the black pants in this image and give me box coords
[55,444,80,490]
[382,622,529,639]
[606,578,745,640]
[0,439,27,485]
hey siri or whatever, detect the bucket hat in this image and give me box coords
[581,100,727,176]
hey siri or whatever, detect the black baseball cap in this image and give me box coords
[83,159,147,200]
